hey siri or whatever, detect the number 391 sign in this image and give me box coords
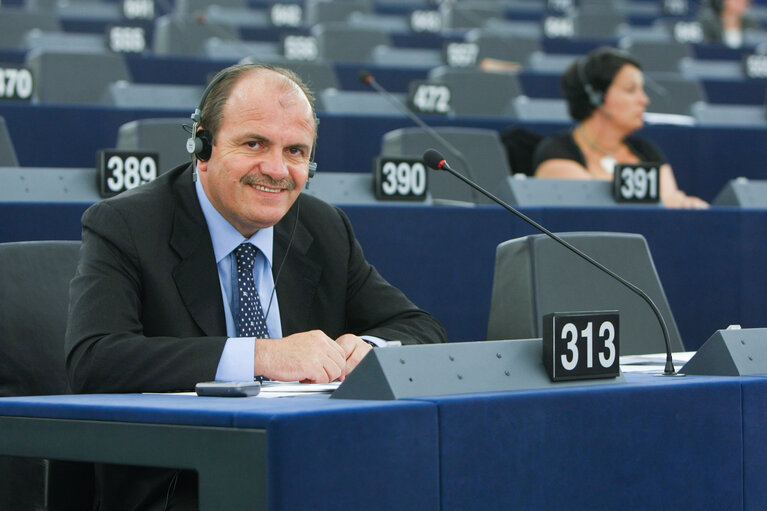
[542,311,620,381]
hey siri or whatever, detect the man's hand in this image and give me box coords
[254,330,346,383]
[335,334,372,380]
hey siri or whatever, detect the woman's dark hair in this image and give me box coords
[561,46,642,121]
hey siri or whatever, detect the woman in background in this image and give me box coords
[533,47,708,209]
[697,0,758,48]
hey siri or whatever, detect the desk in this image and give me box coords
[0,373,756,510]
[2,202,766,350]
[0,394,439,511]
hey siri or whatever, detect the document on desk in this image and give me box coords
[619,352,695,373]
[258,381,340,398]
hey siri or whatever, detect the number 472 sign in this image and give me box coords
[542,311,620,381]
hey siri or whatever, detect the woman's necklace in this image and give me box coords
[575,125,619,175]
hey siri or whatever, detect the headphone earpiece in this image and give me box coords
[189,129,212,162]
[308,161,317,179]
[577,57,603,107]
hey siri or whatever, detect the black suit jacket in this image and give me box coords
[64,164,446,511]
[66,164,445,394]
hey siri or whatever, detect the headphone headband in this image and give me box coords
[186,65,318,178]
[576,56,603,108]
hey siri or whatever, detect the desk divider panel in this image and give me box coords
[332,339,625,400]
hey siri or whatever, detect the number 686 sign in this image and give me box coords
[542,311,620,381]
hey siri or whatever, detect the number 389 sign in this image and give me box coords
[542,311,620,381]
[97,150,159,198]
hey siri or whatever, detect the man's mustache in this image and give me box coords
[240,174,296,191]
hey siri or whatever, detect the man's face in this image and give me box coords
[198,71,315,237]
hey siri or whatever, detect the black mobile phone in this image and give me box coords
[195,381,261,397]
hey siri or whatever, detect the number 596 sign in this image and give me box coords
[542,311,620,381]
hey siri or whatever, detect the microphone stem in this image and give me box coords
[440,164,676,376]
[364,77,477,184]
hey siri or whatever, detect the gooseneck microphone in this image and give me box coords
[423,149,678,376]
[358,70,476,184]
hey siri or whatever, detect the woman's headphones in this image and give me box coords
[185,66,318,178]
[576,56,603,107]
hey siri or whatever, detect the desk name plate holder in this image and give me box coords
[332,338,625,400]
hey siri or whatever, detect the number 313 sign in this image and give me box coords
[542,311,620,381]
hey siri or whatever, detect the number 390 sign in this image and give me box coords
[542,311,620,381]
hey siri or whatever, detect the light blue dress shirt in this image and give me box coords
[195,177,282,381]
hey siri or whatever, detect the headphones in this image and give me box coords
[186,65,318,179]
[576,56,603,108]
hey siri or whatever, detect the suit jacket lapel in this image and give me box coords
[169,166,227,336]
[274,197,323,335]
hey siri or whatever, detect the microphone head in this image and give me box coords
[422,149,446,170]
[358,70,373,85]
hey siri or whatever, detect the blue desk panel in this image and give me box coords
[0,393,440,511]
[741,377,767,511]
[3,103,767,202]
[2,202,765,351]
[415,373,744,511]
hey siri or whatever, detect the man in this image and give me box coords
[65,64,445,510]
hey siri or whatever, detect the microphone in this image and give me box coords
[358,70,480,200]
[423,148,678,376]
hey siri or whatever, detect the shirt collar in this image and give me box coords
[195,173,274,267]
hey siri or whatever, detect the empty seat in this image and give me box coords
[311,22,390,63]
[512,96,570,122]
[372,46,444,68]
[174,0,247,15]
[0,117,18,167]
[25,49,131,105]
[205,38,281,59]
[623,40,692,73]
[198,5,270,28]
[441,2,506,29]
[304,0,373,25]
[645,74,706,116]
[239,56,340,91]
[574,8,627,38]
[380,126,512,205]
[116,118,192,173]
[691,102,767,127]
[0,240,95,511]
[466,31,541,66]
[0,9,60,48]
[316,89,407,116]
[487,232,685,355]
[348,12,410,32]
[153,14,239,56]
[427,66,521,118]
[103,82,203,110]
[23,30,107,53]
[527,51,578,73]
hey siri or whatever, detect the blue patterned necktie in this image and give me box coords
[234,243,270,339]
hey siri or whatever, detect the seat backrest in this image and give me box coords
[25,49,131,105]
[311,22,389,63]
[0,9,60,48]
[153,14,239,56]
[645,74,705,116]
[442,3,506,29]
[104,83,203,110]
[487,232,685,355]
[240,56,340,91]
[380,126,512,204]
[626,40,692,73]
[304,0,373,24]
[0,117,19,167]
[467,31,541,66]
[316,89,407,116]
[427,66,522,118]
[116,118,191,173]
[0,240,81,397]
[0,240,94,511]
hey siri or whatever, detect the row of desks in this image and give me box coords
[2,200,762,351]
[0,371,764,510]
